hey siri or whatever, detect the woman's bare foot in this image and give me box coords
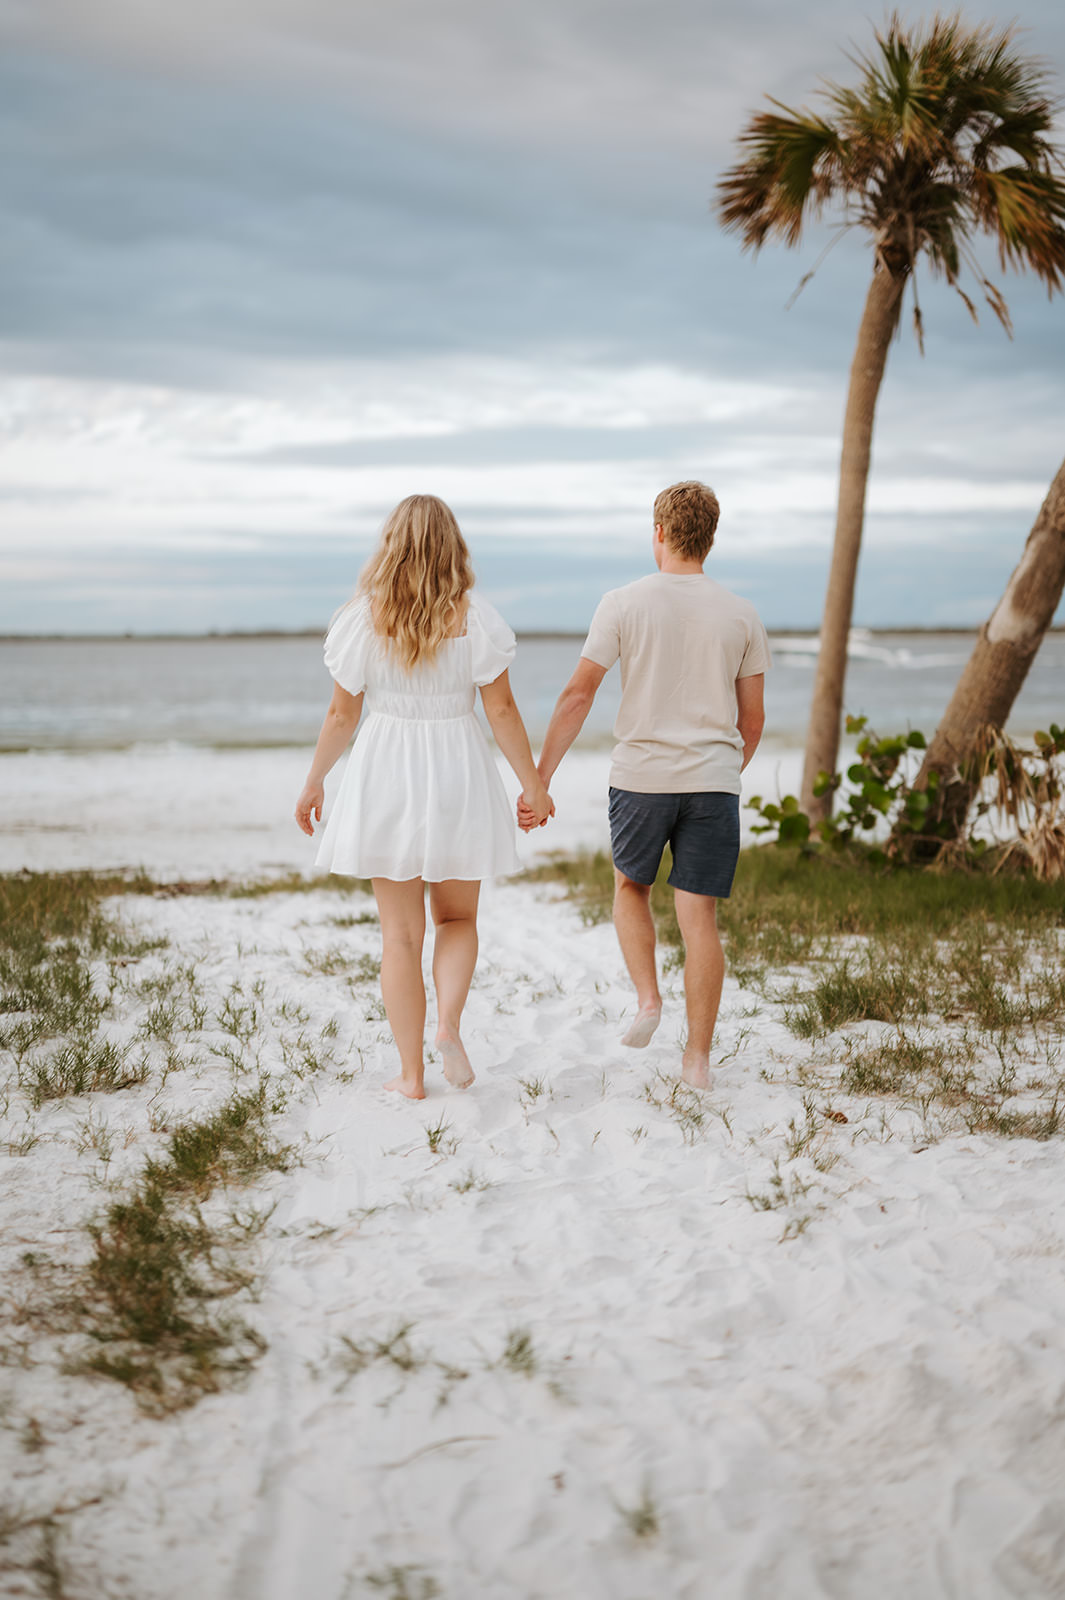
[437,1028,474,1089]
[384,1075,426,1100]
[621,1003,662,1049]
[680,1051,710,1091]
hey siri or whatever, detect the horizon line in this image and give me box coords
[4,625,1058,644]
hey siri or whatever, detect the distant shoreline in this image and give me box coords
[3,626,1063,643]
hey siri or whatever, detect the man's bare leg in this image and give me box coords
[673,889,724,1089]
[613,870,662,1046]
[373,877,428,1099]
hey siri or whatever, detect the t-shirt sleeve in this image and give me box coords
[468,593,517,687]
[737,613,772,678]
[323,598,371,696]
[581,591,621,671]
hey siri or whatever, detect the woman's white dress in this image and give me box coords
[314,591,523,882]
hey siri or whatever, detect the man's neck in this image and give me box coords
[658,556,705,576]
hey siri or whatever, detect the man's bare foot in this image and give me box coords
[621,1003,662,1049]
[437,1029,474,1089]
[680,1051,711,1091]
[384,1076,426,1100]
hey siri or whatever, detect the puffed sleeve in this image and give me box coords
[323,597,371,695]
[467,592,517,687]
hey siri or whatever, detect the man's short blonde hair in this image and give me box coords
[653,481,720,562]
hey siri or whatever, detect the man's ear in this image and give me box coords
[653,524,665,542]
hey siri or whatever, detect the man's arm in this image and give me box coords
[538,657,609,785]
[736,673,765,771]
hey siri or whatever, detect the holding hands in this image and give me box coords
[517,775,554,833]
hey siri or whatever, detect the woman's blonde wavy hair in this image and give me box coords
[358,494,475,671]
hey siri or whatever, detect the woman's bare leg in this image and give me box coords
[373,877,427,1099]
[428,879,480,1087]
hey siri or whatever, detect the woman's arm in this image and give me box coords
[295,683,364,836]
[479,670,554,828]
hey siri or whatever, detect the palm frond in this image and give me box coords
[716,108,845,250]
[981,278,1013,337]
[716,11,1065,333]
[972,166,1065,291]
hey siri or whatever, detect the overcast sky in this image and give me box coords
[2,0,1064,633]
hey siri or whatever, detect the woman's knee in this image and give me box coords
[429,883,480,928]
[379,909,426,952]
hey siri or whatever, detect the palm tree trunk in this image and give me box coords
[801,262,906,820]
[904,453,1065,844]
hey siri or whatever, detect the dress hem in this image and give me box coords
[323,865,520,884]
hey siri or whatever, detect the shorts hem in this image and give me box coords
[610,857,657,888]
[665,869,734,900]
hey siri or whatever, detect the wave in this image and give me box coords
[772,631,969,670]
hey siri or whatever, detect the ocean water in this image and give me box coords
[2,630,1063,752]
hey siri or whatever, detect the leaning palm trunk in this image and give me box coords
[800,262,906,820]
[905,453,1065,845]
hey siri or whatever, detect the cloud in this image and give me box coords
[0,0,902,155]
[0,2,1063,633]
[4,14,1063,392]
[15,1,1065,163]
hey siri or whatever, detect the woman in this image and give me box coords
[295,494,553,1100]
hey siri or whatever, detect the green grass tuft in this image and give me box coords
[19,1086,298,1413]
[21,1038,148,1109]
[363,1565,441,1600]
[785,960,929,1038]
[499,1327,537,1377]
[615,1481,661,1540]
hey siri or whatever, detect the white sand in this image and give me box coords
[3,747,1065,1597]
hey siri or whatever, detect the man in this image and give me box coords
[527,481,769,1089]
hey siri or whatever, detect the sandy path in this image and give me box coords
[4,882,1065,1598]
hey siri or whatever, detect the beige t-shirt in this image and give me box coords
[581,572,771,794]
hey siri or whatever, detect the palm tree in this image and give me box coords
[904,451,1065,847]
[716,13,1065,821]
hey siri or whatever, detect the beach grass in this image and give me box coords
[525,844,1065,947]
[499,1326,538,1378]
[0,869,156,949]
[0,872,166,1095]
[2,880,302,1413]
[615,1481,661,1541]
[425,1114,457,1155]
[29,1085,299,1412]
[363,1566,442,1600]
[334,1323,423,1386]
[226,871,373,899]
[22,1037,149,1109]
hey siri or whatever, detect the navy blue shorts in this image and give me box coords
[608,787,741,898]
